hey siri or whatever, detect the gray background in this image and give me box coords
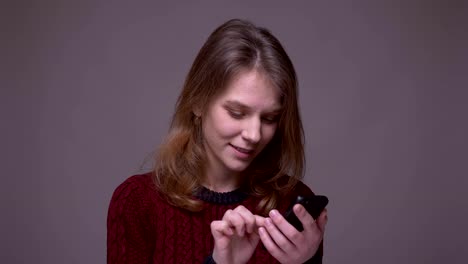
[2,0,467,263]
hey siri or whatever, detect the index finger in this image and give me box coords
[293,204,320,233]
[267,209,301,241]
[234,205,256,234]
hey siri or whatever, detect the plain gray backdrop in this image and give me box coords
[2,0,467,263]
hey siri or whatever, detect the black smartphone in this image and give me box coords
[284,195,329,231]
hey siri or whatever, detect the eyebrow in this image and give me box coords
[224,100,282,114]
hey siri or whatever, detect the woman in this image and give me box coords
[107,19,328,264]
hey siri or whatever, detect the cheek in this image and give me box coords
[218,122,241,139]
[209,114,240,140]
[261,125,278,145]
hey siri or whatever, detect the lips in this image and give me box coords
[230,144,254,154]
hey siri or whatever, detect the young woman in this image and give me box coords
[107,19,328,264]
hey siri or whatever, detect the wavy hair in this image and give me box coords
[153,19,305,215]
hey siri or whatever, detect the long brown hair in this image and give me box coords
[154,19,305,214]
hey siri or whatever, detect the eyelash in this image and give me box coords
[227,110,278,124]
[262,117,278,124]
[228,110,244,119]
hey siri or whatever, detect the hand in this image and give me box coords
[210,205,264,264]
[257,205,327,264]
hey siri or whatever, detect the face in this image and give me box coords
[200,70,281,182]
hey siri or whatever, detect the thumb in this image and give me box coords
[254,215,266,228]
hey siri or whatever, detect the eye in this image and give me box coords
[262,115,279,124]
[227,109,244,119]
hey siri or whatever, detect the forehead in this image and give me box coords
[213,70,281,111]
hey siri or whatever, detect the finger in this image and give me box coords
[255,215,266,228]
[223,209,246,236]
[316,208,328,232]
[247,228,260,245]
[268,209,301,242]
[294,204,324,247]
[258,227,286,263]
[293,204,318,233]
[234,205,256,234]
[267,210,300,250]
[211,220,234,238]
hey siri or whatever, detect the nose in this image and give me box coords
[241,117,261,144]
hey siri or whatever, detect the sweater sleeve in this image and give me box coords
[107,176,155,264]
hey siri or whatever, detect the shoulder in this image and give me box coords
[276,175,315,196]
[276,175,316,211]
[108,172,161,217]
[111,172,156,200]
[107,172,160,261]
[113,172,155,193]
[292,179,315,196]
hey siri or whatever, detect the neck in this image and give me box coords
[203,167,241,193]
[203,180,238,193]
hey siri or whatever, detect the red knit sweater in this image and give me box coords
[107,172,323,263]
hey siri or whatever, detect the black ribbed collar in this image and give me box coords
[195,186,248,204]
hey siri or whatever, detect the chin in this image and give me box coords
[226,165,248,173]
[225,161,251,172]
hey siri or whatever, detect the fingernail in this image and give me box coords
[259,227,265,235]
[294,204,304,214]
[269,210,278,218]
[265,218,273,226]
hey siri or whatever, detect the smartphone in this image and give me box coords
[284,195,329,231]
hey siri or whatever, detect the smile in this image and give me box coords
[230,144,254,154]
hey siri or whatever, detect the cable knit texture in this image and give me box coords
[107,172,323,263]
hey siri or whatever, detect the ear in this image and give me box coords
[193,106,202,117]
